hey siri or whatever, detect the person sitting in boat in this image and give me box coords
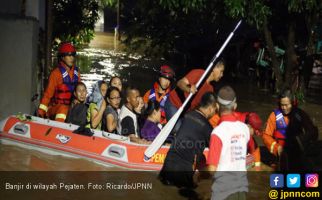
[164,60,225,131]
[262,89,318,171]
[134,96,146,130]
[86,81,108,130]
[103,86,121,134]
[117,86,150,144]
[143,65,175,125]
[37,42,80,122]
[109,76,123,93]
[66,82,89,127]
[141,100,162,141]
[159,92,217,188]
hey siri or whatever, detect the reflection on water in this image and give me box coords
[0,141,113,171]
[77,48,160,94]
[0,143,273,200]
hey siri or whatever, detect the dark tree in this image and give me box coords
[53,0,99,46]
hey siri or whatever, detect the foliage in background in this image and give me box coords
[221,0,322,94]
[53,0,99,48]
[112,0,234,71]
[122,0,321,94]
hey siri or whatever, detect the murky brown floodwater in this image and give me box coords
[1,33,321,199]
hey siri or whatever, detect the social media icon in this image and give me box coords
[287,174,301,188]
[305,174,319,188]
[270,174,284,188]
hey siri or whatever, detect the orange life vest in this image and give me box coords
[53,66,79,105]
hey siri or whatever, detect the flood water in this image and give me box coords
[1,33,321,199]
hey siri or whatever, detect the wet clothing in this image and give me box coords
[141,120,161,141]
[207,114,250,200]
[66,103,89,127]
[168,69,214,110]
[39,62,80,122]
[118,105,139,137]
[143,82,170,125]
[102,105,119,134]
[159,110,212,188]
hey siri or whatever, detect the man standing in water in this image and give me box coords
[38,42,80,122]
[207,86,250,200]
[159,92,217,188]
[262,89,318,171]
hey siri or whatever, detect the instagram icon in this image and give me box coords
[305,174,319,188]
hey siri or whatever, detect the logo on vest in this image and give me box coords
[56,134,71,144]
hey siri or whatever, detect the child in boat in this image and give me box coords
[103,86,121,134]
[141,100,162,141]
[86,80,108,130]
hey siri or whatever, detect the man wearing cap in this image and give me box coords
[207,86,250,200]
[143,65,175,125]
[37,42,80,122]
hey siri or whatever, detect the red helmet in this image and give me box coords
[159,65,175,80]
[58,42,76,56]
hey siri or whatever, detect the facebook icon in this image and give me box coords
[270,174,284,188]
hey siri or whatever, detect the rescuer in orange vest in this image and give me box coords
[37,42,80,122]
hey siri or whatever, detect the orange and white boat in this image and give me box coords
[0,114,254,170]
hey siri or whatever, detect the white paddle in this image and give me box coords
[144,20,242,161]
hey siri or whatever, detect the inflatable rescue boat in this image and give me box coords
[0,114,254,170]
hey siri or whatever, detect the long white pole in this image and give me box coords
[144,20,242,161]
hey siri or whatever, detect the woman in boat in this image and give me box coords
[103,86,121,134]
[86,80,108,130]
[66,82,88,127]
[109,76,123,93]
[141,100,162,141]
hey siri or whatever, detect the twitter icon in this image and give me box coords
[287,174,301,188]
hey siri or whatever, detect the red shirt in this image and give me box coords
[169,69,214,110]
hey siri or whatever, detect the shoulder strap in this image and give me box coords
[148,88,156,101]
[58,65,78,92]
[274,109,287,136]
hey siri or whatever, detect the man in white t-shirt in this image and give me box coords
[207,86,250,200]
